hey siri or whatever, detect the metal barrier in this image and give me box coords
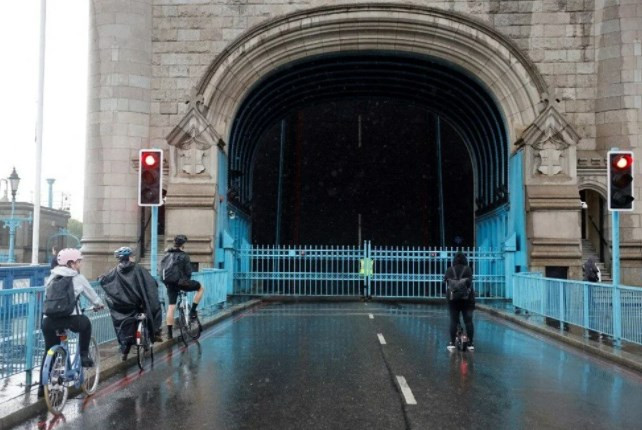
[0,270,228,381]
[513,273,642,346]
[234,242,505,299]
[235,245,364,296]
[0,265,50,290]
[369,244,504,298]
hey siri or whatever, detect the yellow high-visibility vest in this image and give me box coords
[359,258,374,276]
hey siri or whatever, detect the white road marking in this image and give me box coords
[369,313,374,319]
[377,333,386,344]
[396,376,417,405]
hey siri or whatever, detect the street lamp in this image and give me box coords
[2,167,32,263]
[9,168,20,200]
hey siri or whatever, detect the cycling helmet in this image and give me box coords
[57,248,83,266]
[174,235,188,246]
[114,246,133,259]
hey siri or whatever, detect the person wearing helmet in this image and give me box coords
[99,246,163,360]
[161,235,204,340]
[38,248,104,397]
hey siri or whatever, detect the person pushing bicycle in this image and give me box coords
[99,247,163,360]
[444,251,475,351]
[39,248,104,397]
[161,235,205,340]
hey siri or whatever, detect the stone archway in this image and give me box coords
[164,4,582,273]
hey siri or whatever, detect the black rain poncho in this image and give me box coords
[99,261,163,349]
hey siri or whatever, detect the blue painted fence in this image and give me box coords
[234,242,505,298]
[513,273,642,346]
[0,270,228,380]
[0,265,50,290]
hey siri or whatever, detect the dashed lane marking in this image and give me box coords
[396,376,417,405]
[377,333,386,345]
[369,313,374,319]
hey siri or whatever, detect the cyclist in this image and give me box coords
[99,247,163,360]
[162,235,204,340]
[444,251,475,351]
[39,248,104,396]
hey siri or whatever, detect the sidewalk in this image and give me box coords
[0,298,261,429]
[477,300,642,374]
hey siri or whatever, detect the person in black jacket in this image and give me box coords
[583,257,599,282]
[99,247,163,360]
[444,252,475,351]
[163,235,204,340]
[50,247,58,269]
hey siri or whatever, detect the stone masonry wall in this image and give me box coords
[594,0,642,283]
[149,0,600,150]
[84,0,642,279]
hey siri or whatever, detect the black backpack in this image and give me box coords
[447,266,470,301]
[160,252,181,284]
[43,275,79,318]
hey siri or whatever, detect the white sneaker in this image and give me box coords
[467,343,475,351]
[447,343,456,352]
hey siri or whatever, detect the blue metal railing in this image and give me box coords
[0,270,228,380]
[513,273,642,346]
[234,242,505,298]
[0,265,50,290]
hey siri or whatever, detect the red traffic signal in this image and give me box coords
[143,153,159,167]
[607,150,634,211]
[612,154,632,171]
[138,149,163,206]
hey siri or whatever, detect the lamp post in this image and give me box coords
[2,168,32,263]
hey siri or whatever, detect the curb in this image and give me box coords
[476,303,642,374]
[0,299,262,429]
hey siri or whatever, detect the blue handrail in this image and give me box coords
[0,270,228,381]
[513,273,642,346]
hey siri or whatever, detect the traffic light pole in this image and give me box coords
[611,210,621,347]
[151,206,158,277]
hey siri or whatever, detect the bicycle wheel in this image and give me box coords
[44,347,69,415]
[136,325,153,370]
[82,337,100,395]
[186,314,202,341]
[177,305,190,347]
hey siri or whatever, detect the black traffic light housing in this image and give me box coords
[138,149,163,206]
[607,150,634,211]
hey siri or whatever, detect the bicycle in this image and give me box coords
[455,324,470,352]
[42,308,101,415]
[134,312,153,370]
[176,291,201,346]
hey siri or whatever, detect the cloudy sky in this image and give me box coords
[0,1,88,220]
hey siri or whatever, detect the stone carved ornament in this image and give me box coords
[166,88,223,180]
[532,129,569,176]
[516,104,579,179]
[178,128,210,175]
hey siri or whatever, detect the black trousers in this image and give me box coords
[448,301,474,344]
[39,315,91,386]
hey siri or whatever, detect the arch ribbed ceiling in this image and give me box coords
[229,53,509,214]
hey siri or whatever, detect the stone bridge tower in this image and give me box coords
[82,0,642,284]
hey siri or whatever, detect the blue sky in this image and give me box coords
[0,1,88,220]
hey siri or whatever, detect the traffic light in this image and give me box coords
[607,150,634,211]
[138,149,163,206]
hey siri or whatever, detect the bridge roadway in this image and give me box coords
[14,302,642,429]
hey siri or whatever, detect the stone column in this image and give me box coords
[82,0,152,278]
[517,104,583,279]
[595,0,642,284]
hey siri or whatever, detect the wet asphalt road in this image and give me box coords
[15,302,642,430]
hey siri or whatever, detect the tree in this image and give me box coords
[68,218,83,239]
